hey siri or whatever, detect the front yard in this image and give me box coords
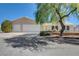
[0,33,79,56]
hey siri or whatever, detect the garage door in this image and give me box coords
[12,24,40,34]
[12,24,21,32]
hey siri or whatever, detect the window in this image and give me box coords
[67,26,69,30]
[52,26,54,30]
[55,26,58,30]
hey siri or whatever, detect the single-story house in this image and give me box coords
[1,17,79,33]
[11,17,40,34]
[41,23,79,33]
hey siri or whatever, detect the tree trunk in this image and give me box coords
[59,19,65,36]
[55,8,77,37]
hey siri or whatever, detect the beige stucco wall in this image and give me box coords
[41,23,79,32]
[41,23,52,31]
[12,22,79,33]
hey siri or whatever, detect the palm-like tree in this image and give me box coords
[35,3,79,36]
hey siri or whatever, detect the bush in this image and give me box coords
[1,20,12,33]
[40,31,51,36]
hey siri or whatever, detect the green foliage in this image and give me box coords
[35,3,79,24]
[1,20,12,33]
[36,3,79,36]
[35,3,51,24]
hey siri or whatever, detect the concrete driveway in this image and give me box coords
[0,32,39,39]
[0,33,79,56]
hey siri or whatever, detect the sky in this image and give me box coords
[0,3,79,25]
[0,3,37,24]
[65,15,79,25]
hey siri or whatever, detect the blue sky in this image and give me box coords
[65,15,79,25]
[0,3,37,24]
[0,3,79,25]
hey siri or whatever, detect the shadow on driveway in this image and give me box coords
[4,34,48,50]
[4,34,79,51]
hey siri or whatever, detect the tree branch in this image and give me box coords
[55,8,61,19]
[62,7,77,19]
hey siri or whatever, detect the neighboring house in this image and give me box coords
[41,23,52,31]
[74,25,79,32]
[11,17,40,34]
[41,23,79,32]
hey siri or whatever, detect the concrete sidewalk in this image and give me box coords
[0,32,79,39]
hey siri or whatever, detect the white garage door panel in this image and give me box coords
[23,25,40,32]
[12,24,40,34]
[13,24,21,32]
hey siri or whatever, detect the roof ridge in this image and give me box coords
[11,17,35,24]
[15,17,34,21]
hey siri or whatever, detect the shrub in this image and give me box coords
[1,20,12,33]
[40,31,51,36]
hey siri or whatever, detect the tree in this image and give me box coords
[1,20,12,33]
[35,3,79,36]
